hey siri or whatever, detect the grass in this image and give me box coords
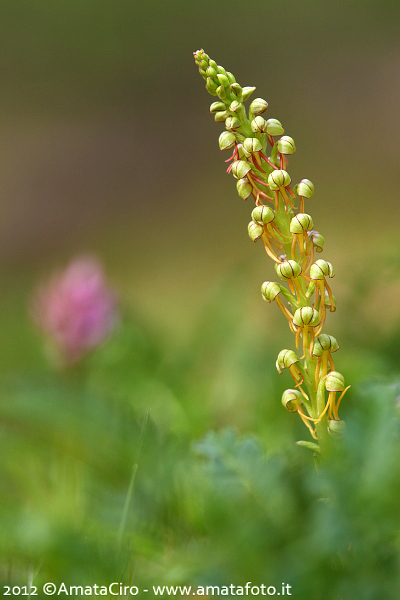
[0,257,399,600]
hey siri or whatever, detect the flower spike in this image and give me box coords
[194,49,349,451]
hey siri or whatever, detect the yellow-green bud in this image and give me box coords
[194,49,209,64]
[276,349,300,374]
[251,116,267,133]
[251,205,274,224]
[210,101,226,113]
[216,85,227,100]
[229,100,242,113]
[309,230,324,253]
[236,178,253,200]
[312,334,339,357]
[219,131,236,151]
[261,281,281,302]
[230,83,243,100]
[217,65,227,75]
[225,116,241,131]
[248,221,264,242]
[226,72,236,84]
[242,86,256,101]
[277,136,296,155]
[243,137,263,156]
[206,66,218,78]
[217,73,230,87]
[206,77,218,92]
[325,371,345,392]
[214,111,230,122]
[268,169,291,190]
[276,260,302,281]
[282,389,303,412]
[249,98,268,115]
[293,307,320,327]
[289,213,314,234]
[231,160,252,179]
[265,118,284,136]
[209,59,217,69]
[328,419,346,437]
[310,259,334,280]
[296,179,314,198]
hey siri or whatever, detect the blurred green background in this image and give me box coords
[1,1,400,598]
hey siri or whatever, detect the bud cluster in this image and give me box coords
[194,49,350,451]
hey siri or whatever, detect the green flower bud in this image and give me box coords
[277,136,296,155]
[226,72,236,84]
[210,101,226,114]
[289,213,314,234]
[236,178,253,200]
[206,82,218,96]
[243,137,263,156]
[282,390,304,412]
[209,59,217,69]
[296,178,314,198]
[216,85,227,100]
[309,230,325,253]
[310,259,334,280]
[328,419,346,437]
[217,65,227,75]
[225,116,241,131]
[312,334,339,357]
[265,118,284,136]
[242,86,256,101]
[248,221,264,242]
[261,281,281,302]
[252,205,274,224]
[268,169,291,190]
[276,349,300,374]
[218,131,236,151]
[325,371,345,392]
[249,98,268,115]
[276,260,302,281]
[214,111,229,122]
[217,73,230,87]
[206,77,218,92]
[231,160,252,179]
[293,307,320,327]
[230,83,243,100]
[206,66,218,78]
[251,116,267,133]
[282,388,303,412]
[229,100,242,113]
[194,49,209,67]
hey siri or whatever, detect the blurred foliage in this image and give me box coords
[1,261,400,599]
[0,0,400,597]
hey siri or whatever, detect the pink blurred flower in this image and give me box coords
[32,257,118,364]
